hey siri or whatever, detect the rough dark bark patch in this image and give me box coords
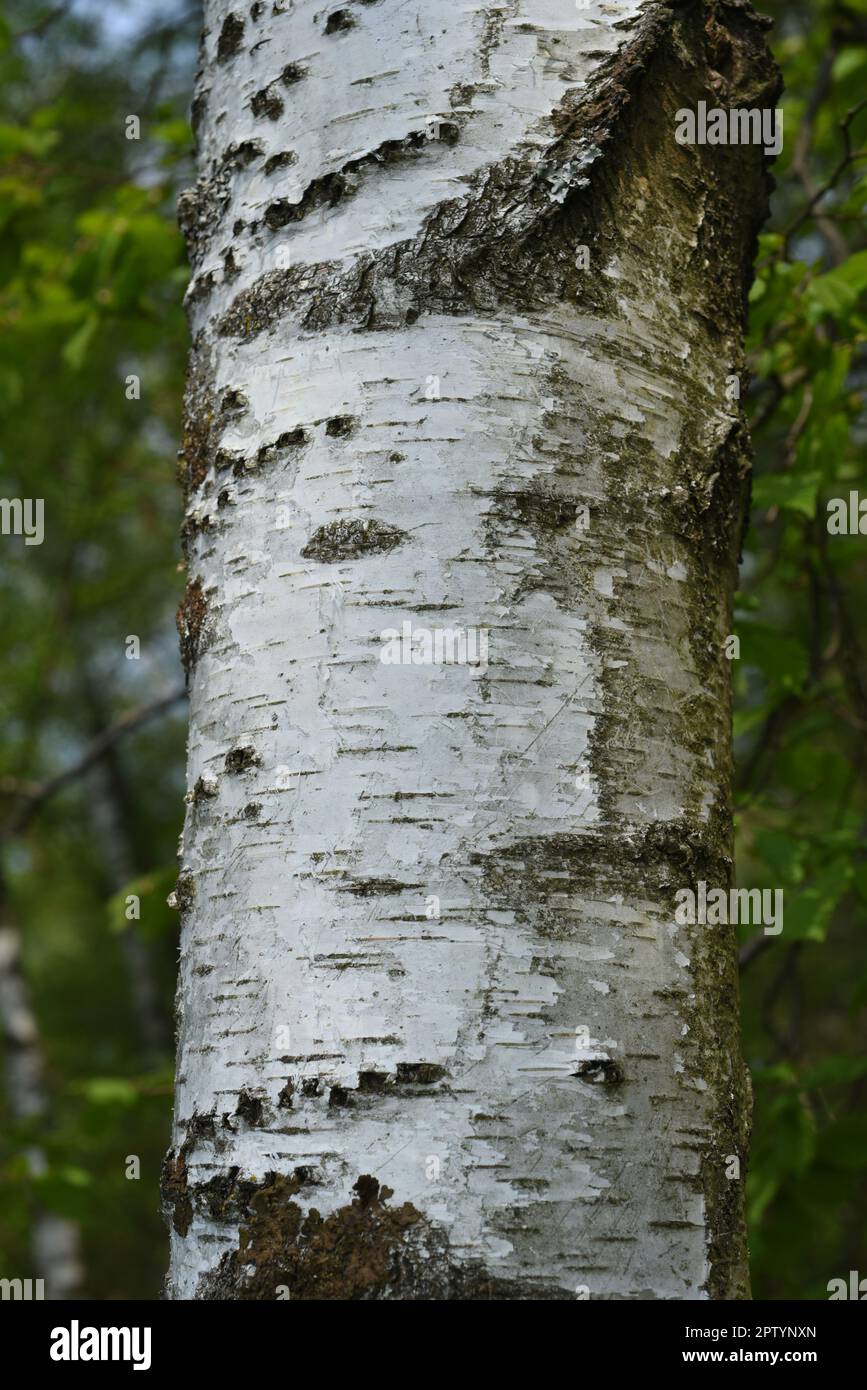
[255,428,309,462]
[221,140,264,169]
[281,63,307,85]
[468,817,732,924]
[176,576,209,675]
[199,1175,422,1300]
[264,150,298,175]
[324,10,356,35]
[235,1090,265,1126]
[161,1112,216,1238]
[195,1172,591,1300]
[573,1058,625,1086]
[301,518,407,562]
[224,745,262,774]
[215,1,777,344]
[251,87,284,121]
[216,13,244,63]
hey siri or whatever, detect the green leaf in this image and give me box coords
[738,621,809,693]
[805,251,867,322]
[753,829,807,885]
[61,314,98,371]
[751,471,821,518]
[106,867,177,940]
[801,1057,867,1088]
[0,121,59,158]
[82,1078,139,1107]
[747,1172,781,1227]
[782,863,851,942]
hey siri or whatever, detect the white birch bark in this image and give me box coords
[165,0,778,1299]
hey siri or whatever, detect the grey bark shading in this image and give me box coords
[166,0,778,1300]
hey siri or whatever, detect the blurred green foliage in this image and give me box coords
[0,0,197,1298]
[738,0,867,1300]
[0,0,864,1299]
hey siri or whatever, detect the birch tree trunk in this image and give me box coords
[165,0,778,1300]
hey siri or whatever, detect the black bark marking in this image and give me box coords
[572,1058,624,1085]
[193,774,218,803]
[325,10,356,34]
[324,414,356,437]
[264,151,298,175]
[235,1090,265,1126]
[358,1070,390,1093]
[217,13,244,63]
[336,874,420,895]
[224,746,262,775]
[301,518,407,563]
[251,86,284,120]
[198,1174,422,1299]
[468,820,732,925]
[395,1062,447,1085]
[256,428,309,462]
[219,387,249,419]
[222,247,242,281]
[171,872,196,915]
[161,1112,217,1239]
[261,128,454,231]
[281,62,308,85]
[221,140,264,169]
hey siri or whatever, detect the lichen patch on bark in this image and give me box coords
[301,518,407,562]
[199,1174,423,1300]
[176,575,210,675]
[195,1172,572,1300]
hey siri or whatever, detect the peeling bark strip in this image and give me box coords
[167,0,778,1300]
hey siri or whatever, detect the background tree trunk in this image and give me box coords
[82,676,168,1056]
[165,0,778,1299]
[0,919,84,1299]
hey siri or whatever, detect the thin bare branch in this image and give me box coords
[2,687,186,838]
